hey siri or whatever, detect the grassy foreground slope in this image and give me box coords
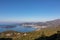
[0,26,60,40]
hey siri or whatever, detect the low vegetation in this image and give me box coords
[0,26,60,40]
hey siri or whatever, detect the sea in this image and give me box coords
[0,23,37,32]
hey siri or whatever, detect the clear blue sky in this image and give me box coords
[0,0,60,22]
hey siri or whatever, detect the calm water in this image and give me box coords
[0,25,37,32]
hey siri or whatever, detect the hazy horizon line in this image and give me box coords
[0,18,60,23]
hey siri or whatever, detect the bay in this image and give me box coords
[0,24,37,32]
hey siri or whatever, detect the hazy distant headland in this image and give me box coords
[20,19,60,28]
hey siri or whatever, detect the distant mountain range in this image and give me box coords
[20,19,60,27]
